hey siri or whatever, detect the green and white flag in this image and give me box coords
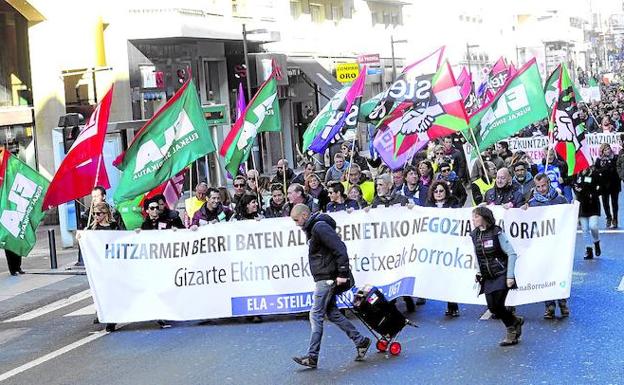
[219,72,281,176]
[469,58,548,153]
[113,80,215,204]
[0,149,49,256]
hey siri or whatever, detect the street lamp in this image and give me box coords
[391,35,408,80]
[466,43,479,76]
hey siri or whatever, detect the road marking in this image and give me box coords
[618,276,624,292]
[480,310,492,320]
[576,229,624,234]
[2,290,91,323]
[64,304,95,317]
[0,330,107,382]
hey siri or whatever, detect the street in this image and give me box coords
[0,232,623,385]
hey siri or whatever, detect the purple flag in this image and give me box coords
[236,82,246,120]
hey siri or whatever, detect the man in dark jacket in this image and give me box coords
[141,198,177,230]
[191,188,233,227]
[484,168,525,208]
[512,161,535,203]
[271,159,296,187]
[526,173,570,319]
[291,204,370,369]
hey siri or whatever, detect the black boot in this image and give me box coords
[584,247,594,260]
[594,241,601,257]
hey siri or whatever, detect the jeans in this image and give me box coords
[600,191,619,222]
[579,216,600,247]
[485,288,516,327]
[307,279,365,359]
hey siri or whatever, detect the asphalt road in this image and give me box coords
[0,234,623,385]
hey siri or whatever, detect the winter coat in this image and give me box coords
[595,155,621,194]
[573,170,601,217]
[371,193,409,208]
[513,172,535,203]
[527,187,568,207]
[264,199,289,218]
[484,182,525,207]
[302,213,350,282]
[191,203,233,226]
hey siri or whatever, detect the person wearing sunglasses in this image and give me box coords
[435,162,467,207]
[271,159,296,187]
[88,201,120,332]
[231,175,248,208]
[141,197,176,230]
[89,202,120,230]
[81,186,125,230]
[424,181,460,317]
[152,194,185,229]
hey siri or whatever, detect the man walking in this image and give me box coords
[291,204,370,368]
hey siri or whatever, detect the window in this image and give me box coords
[203,61,221,104]
[310,3,325,23]
[290,0,302,19]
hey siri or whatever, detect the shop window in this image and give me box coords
[203,61,221,104]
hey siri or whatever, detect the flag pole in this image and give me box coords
[85,153,104,229]
[468,127,491,185]
[279,131,287,195]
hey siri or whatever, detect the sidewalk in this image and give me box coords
[0,225,89,321]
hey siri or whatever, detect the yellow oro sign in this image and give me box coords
[336,63,360,83]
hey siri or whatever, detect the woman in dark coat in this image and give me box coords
[425,181,460,317]
[573,166,602,259]
[470,206,524,346]
[595,143,621,228]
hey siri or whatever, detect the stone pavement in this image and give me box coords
[0,225,89,321]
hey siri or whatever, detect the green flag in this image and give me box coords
[113,80,215,204]
[0,150,49,256]
[545,65,584,112]
[469,58,548,153]
[219,75,281,176]
[116,195,144,230]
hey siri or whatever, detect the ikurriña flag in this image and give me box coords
[42,86,113,209]
[113,79,215,204]
[373,60,469,170]
[0,149,49,256]
[549,64,592,176]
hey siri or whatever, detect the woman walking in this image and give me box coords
[573,167,602,259]
[595,143,620,228]
[470,206,524,346]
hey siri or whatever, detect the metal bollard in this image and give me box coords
[48,229,58,269]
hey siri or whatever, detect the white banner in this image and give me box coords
[464,133,622,178]
[79,204,578,323]
[579,86,601,102]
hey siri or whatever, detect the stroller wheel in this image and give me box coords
[389,342,402,356]
[376,339,388,352]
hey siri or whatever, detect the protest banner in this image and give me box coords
[464,132,622,178]
[79,204,578,323]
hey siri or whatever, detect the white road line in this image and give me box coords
[3,290,91,323]
[480,310,492,320]
[618,276,624,292]
[576,229,624,234]
[0,330,107,382]
[63,304,95,317]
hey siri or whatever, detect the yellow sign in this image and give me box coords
[336,63,360,83]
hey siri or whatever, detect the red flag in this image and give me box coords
[42,86,114,209]
[144,168,187,210]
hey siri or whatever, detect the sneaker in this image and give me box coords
[355,337,371,361]
[584,247,594,260]
[543,305,555,320]
[293,355,317,369]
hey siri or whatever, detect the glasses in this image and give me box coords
[436,151,444,155]
[148,206,159,210]
[234,184,245,188]
[434,189,446,193]
[94,212,105,216]
[441,169,450,173]
[276,166,284,170]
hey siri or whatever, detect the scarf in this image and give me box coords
[533,186,558,203]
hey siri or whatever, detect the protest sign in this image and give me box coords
[80,204,578,323]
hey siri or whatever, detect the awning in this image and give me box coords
[287,58,342,99]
